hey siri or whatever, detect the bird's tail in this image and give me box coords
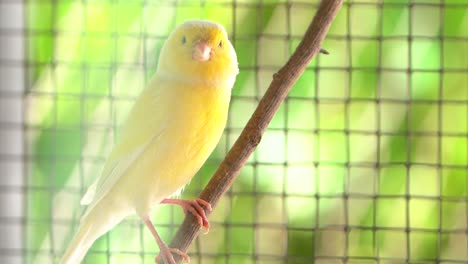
[60,200,128,264]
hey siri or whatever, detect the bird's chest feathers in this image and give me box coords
[148,83,229,171]
[141,84,229,199]
[173,87,228,155]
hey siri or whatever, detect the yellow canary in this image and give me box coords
[60,20,238,264]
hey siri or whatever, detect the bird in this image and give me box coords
[60,20,239,264]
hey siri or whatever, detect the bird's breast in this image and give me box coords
[143,83,231,202]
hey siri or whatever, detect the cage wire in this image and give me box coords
[0,0,466,264]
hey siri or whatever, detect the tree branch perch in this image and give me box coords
[167,1,343,262]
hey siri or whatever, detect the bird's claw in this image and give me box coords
[161,198,212,233]
[183,198,212,233]
[155,247,190,264]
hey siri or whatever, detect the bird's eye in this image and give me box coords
[218,40,223,48]
[182,36,186,44]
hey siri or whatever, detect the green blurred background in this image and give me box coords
[22,0,467,263]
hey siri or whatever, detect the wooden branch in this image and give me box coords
[168,1,343,262]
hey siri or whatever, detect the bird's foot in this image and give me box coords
[155,246,190,264]
[161,198,212,232]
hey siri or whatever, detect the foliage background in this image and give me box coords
[23,0,467,263]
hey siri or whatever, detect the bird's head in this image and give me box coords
[157,20,239,86]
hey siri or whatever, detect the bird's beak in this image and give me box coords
[192,41,211,62]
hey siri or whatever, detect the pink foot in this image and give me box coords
[161,198,212,232]
[155,246,190,264]
[143,216,190,264]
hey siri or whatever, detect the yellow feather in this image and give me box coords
[61,20,238,264]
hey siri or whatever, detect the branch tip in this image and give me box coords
[319,48,330,55]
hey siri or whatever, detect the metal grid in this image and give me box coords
[0,1,25,264]
[0,0,466,263]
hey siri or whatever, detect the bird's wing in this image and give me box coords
[81,82,166,207]
[80,138,154,205]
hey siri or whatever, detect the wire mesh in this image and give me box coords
[0,0,467,263]
[0,1,25,264]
